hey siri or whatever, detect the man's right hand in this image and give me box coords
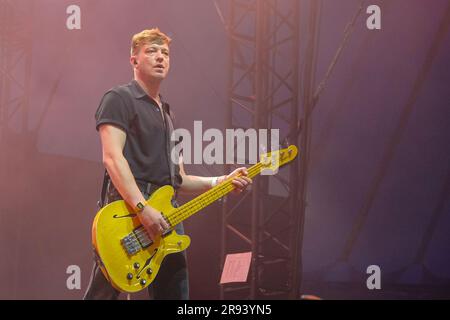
[138,206,170,241]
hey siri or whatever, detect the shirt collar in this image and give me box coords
[130,79,171,114]
[130,79,147,99]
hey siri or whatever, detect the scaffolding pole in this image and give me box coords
[220,0,302,299]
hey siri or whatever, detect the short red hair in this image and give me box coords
[130,28,172,56]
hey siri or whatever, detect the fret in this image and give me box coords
[167,162,262,226]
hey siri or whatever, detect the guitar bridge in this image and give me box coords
[121,226,155,255]
[121,233,142,255]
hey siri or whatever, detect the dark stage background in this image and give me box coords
[0,0,449,299]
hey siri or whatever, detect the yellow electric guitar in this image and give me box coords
[91,145,298,293]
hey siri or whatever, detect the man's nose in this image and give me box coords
[156,51,164,61]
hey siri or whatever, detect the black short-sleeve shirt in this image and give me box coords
[95,80,182,189]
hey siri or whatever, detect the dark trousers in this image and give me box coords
[83,184,189,300]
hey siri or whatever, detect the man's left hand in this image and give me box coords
[222,167,252,194]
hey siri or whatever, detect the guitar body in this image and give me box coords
[92,185,191,293]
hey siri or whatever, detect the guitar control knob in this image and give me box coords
[127,273,133,280]
[140,279,147,285]
[133,262,140,269]
[146,268,153,275]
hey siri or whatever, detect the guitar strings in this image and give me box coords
[170,163,262,223]
[129,173,249,245]
[132,149,291,241]
[167,162,263,226]
[129,164,262,245]
[132,150,291,242]
[170,155,286,225]
[167,165,261,225]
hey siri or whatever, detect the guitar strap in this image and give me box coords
[98,170,110,209]
[162,102,177,188]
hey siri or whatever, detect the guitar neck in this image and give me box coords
[166,162,263,227]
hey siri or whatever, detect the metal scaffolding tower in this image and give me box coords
[219,0,304,299]
[0,0,33,144]
[0,0,35,298]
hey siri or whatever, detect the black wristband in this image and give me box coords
[135,202,146,213]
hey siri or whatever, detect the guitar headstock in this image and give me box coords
[260,145,298,175]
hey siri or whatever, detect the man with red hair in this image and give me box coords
[83,28,251,300]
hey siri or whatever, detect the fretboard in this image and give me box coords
[166,161,264,227]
